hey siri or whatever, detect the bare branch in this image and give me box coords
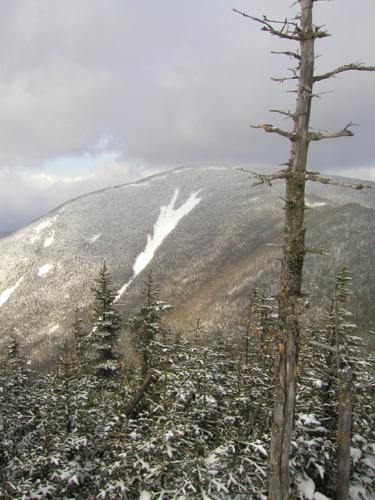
[305,246,330,256]
[262,17,298,28]
[266,243,284,249]
[269,109,297,120]
[314,62,375,82]
[271,50,301,61]
[265,245,329,257]
[238,168,288,187]
[233,9,329,41]
[313,25,330,39]
[305,171,372,190]
[271,75,298,83]
[233,9,301,41]
[237,166,368,190]
[251,123,295,140]
[308,123,355,141]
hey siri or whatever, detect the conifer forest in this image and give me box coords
[0,263,374,498]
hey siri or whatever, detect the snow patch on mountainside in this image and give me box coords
[116,188,202,300]
[133,189,202,276]
[0,276,24,307]
[30,217,58,244]
[87,234,101,244]
[306,200,327,208]
[205,166,227,171]
[171,167,194,175]
[116,280,132,301]
[44,233,55,248]
[38,264,53,277]
[48,324,59,334]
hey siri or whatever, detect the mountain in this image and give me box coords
[0,165,374,365]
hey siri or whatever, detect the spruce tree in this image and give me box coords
[130,271,172,377]
[90,261,121,379]
[71,307,89,375]
[295,267,375,498]
[5,329,27,378]
[0,330,33,488]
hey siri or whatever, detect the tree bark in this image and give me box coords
[336,368,353,500]
[268,1,315,498]
[125,372,153,417]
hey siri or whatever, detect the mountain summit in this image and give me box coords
[0,165,374,363]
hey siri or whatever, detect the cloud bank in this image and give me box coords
[0,0,374,232]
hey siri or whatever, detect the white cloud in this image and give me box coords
[0,0,374,231]
[0,153,157,232]
[326,165,375,183]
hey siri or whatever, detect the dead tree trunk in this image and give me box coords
[336,367,353,500]
[125,371,153,417]
[268,3,314,498]
[233,1,374,498]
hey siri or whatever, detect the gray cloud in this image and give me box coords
[0,0,374,232]
[0,159,157,233]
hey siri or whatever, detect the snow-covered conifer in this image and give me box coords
[294,266,375,498]
[90,261,121,379]
[130,271,172,376]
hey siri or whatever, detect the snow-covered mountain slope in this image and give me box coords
[0,165,374,364]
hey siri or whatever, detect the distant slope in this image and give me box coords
[0,165,374,364]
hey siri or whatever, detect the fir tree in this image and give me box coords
[130,271,172,377]
[71,307,89,375]
[5,329,27,378]
[294,266,375,498]
[90,261,121,379]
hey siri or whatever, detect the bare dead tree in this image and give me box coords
[234,1,374,498]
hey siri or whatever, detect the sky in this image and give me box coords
[1,0,374,234]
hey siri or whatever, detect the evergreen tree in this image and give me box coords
[294,266,375,498]
[130,271,172,376]
[90,261,121,379]
[71,307,89,375]
[0,331,33,489]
